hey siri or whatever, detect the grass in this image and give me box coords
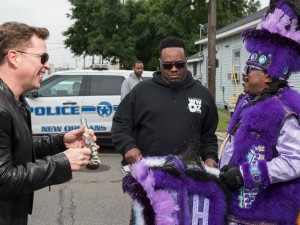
[217,109,230,132]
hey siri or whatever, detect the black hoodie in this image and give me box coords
[111,70,218,161]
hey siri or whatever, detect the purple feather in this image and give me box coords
[122,175,156,225]
[242,0,300,79]
[131,159,179,225]
[228,89,300,224]
[154,170,228,225]
[258,8,300,41]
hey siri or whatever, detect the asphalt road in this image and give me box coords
[28,151,132,225]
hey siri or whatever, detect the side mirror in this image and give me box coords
[26,90,39,99]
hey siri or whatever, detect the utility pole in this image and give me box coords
[207,0,217,100]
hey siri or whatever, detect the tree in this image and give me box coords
[63,0,96,60]
[86,0,137,68]
[63,0,261,70]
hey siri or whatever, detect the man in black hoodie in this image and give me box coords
[112,36,218,168]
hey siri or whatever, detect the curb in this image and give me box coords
[216,132,226,141]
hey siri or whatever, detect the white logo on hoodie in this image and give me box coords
[188,98,202,114]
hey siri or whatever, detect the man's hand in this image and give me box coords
[63,148,91,171]
[204,158,217,168]
[124,148,142,164]
[64,126,97,148]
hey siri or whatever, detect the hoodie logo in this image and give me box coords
[188,98,202,114]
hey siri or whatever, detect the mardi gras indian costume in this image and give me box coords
[122,138,229,225]
[219,0,300,224]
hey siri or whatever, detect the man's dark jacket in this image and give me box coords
[112,71,218,161]
[0,79,72,225]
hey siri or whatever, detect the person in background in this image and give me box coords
[218,1,300,224]
[120,60,144,100]
[120,60,144,172]
[0,21,95,225]
[112,36,218,168]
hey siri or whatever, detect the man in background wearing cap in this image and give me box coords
[218,0,300,224]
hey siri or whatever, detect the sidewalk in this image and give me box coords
[216,132,226,142]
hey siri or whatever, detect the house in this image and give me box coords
[188,7,300,109]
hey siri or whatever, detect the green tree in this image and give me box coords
[63,0,96,62]
[86,0,136,68]
[64,0,261,70]
[132,0,186,69]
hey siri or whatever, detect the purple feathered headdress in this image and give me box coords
[242,0,300,80]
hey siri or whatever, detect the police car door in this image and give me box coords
[80,73,125,134]
[26,74,85,134]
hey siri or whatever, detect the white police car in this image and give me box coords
[25,69,153,146]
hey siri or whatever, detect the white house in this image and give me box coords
[188,7,300,108]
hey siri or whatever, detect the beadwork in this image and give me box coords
[248,52,272,67]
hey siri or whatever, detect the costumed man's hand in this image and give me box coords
[219,165,244,189]
[64,126,98,148]
[204,158,217,168]
[125,148,142,164]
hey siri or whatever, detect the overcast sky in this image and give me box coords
[0,0,269,69]
[0,0,88,69]
[259,0,269,8]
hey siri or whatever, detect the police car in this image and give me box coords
[25,69,153,146]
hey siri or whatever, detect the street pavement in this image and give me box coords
[28,153,132,225]
[216,131,226,142]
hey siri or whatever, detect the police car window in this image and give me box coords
[89,75,124,95]
[39,75,83,97]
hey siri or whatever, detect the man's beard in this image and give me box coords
[169,81,181,91]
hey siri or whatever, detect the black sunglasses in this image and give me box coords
[159,59,186,70]
[244,65,265,75]
[16,50,49,65]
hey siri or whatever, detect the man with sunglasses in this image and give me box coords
[218,1,300,224]
[0,22,95,225]
[112,36,218,168]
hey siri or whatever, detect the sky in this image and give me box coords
[0,0,270,70]
[0,0,90,69]
[258,0,269,9]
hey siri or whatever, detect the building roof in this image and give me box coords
[187,52,203,62]
[195,7,268,45]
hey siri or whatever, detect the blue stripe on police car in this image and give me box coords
[30,101,118,117]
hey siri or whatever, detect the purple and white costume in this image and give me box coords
[123,155,229,225]
[219,89,300,224]
[219,0,300,224]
